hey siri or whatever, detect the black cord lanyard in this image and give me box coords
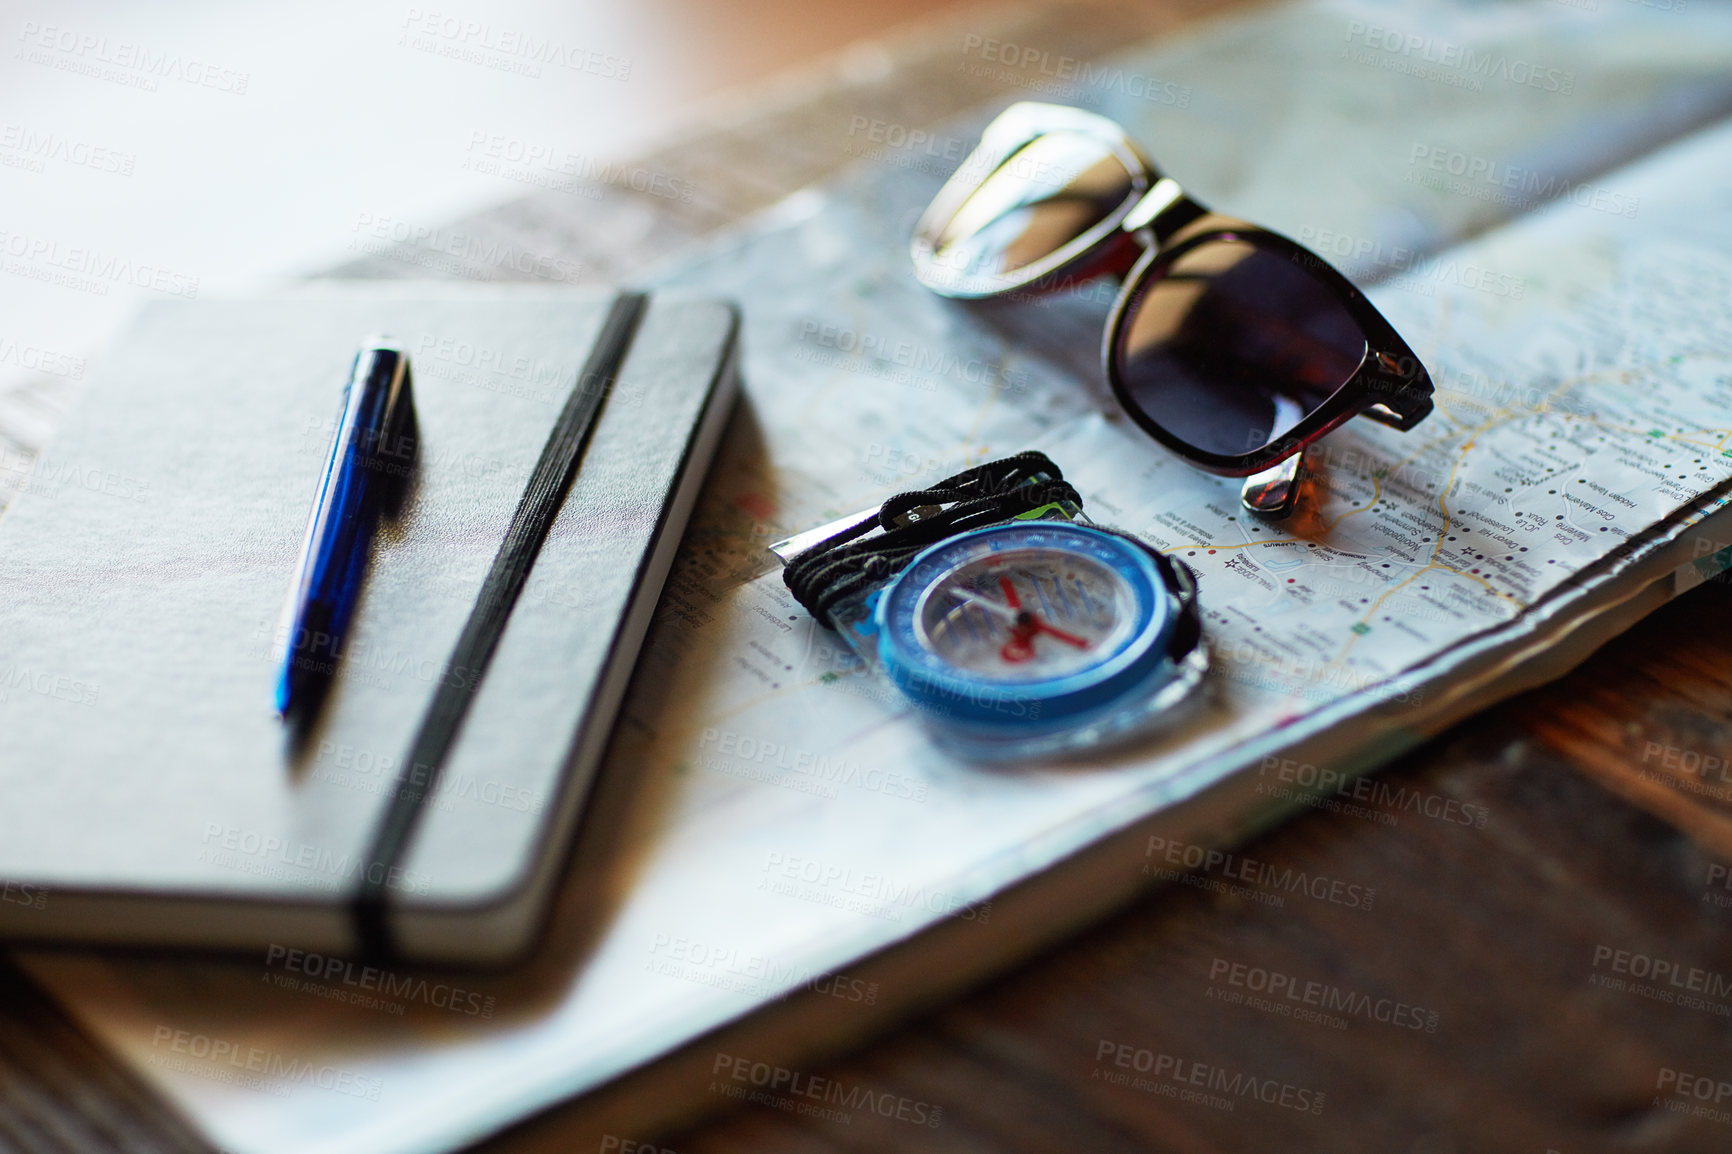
[783,452,1082,629]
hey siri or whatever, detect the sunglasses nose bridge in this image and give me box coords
[1120,177,1187,236]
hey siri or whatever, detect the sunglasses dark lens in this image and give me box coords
[1114,238,1368,458]
[931,132,1133,284]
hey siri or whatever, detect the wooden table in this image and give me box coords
[662,584,1732,1154]
[6,1,1732,1150]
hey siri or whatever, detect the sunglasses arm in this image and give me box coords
[1357,357,1434,431]
[1363,398,1432,431]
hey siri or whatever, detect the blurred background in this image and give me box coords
[0,0,983,437]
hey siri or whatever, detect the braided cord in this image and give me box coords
[783,451,1080,629]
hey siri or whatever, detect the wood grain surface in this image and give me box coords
[659,578,1732,1154]
[6,1,1731,1151]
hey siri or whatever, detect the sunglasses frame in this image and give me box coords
[911,102,1434,478]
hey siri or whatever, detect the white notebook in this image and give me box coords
[0,287,739,963]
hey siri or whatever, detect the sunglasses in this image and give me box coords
[910,103,1434,517]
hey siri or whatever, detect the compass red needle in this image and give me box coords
[1031,620,1090,648]
[990,575,1089,662]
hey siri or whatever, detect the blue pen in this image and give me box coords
[273,340,415,719]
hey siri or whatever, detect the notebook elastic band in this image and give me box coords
[351,290,648,960]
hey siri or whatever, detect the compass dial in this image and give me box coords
[914,550,1136,682]
[875,521,1179,733]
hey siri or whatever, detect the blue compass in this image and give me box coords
[873,521,1198,757]
[773,451,1206,761]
